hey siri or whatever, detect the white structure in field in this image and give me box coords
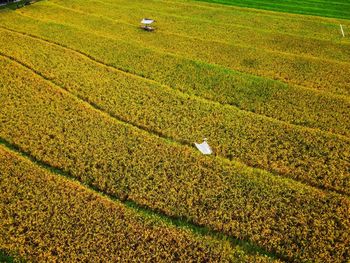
[140,18,155,32]
[141,18,154,25]
[195,138,212,155]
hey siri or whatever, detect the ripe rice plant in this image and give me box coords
[1,146,275,262]
[1,57,349,262]
[4,4,350,73]
[10,4,350,96]
[0,30,349,196]
[48,0,350,63]
[0,15,349,137]
[55,0,350,40]
[1,0,349,261]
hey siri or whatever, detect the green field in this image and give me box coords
[0,0,349,262]
[195,0,350,20]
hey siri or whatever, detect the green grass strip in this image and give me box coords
[193,0,350,20]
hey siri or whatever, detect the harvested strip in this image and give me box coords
[14,4,350,96]
[0,56,349,263]
[0,146,272,262]
[1,30,350,195]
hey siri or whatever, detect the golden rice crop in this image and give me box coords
[1,1,350,262]
[53,0,350,42]
[1,146,274,262]
[1,57,349,263]
[47,0,350,63]
[12,1,350,96]
[0,15,349,137]
[0,30,349,196]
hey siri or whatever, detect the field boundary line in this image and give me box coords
[1,25,349,141]
[1,52,349,199]
[0,138,282,261]
[29,2,350,69]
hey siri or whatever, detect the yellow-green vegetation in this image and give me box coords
[20,0,350,63]
[1,56,350,263]
[1,0,350,262]
[0,29,349,196]
[1,146,276,262]
[1,10,350,137]
[5,0,350,96]
[51,0,350,42]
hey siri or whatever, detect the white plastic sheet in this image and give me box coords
[195,140,212,155]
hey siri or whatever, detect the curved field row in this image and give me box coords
[1,57,350,263]
[0,18,350,139]
[1,30,350,196]
[13,4,350,96]
[50,0,350,63]
[0,146,274,262]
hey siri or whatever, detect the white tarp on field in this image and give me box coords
[195,140,212,155]
[141,18,154,25]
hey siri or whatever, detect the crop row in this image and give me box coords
[15,3,350,96]
[50,0,350,63]
[0,146,272,262]
[2,13,350,135]
[1,57,349,262]
[63,0,350,41]
[0,15,349,139]
[0,30,349,196]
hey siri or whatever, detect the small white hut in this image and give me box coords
[140,18,155,32]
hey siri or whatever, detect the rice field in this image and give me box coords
[0,0,349,262]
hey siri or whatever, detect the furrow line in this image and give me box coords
[50,1,350,66]
[146,2,350,39]
[1,52,349,199]
[1,25,349,141]
[0,52,186,145]
[13,10,350,100]
[73,0,350,43]
[0,137,281,261]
